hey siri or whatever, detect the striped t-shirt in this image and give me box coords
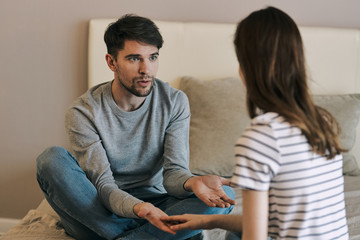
[231,112,348,240]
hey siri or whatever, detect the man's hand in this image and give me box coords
[133,202,176,235]
[184,175,236,208]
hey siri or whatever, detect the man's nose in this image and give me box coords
[139,61,150,75]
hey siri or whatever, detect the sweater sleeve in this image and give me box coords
[162,91,194,198]
[65,102,142,218]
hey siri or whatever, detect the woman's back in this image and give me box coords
[231,112,348,239]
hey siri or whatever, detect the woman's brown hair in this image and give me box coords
[233,6,344,159]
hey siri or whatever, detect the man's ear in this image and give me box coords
[105,54,117,72]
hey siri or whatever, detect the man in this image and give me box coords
[36,14,235,240]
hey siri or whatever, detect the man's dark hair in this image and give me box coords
[104,14,164,58]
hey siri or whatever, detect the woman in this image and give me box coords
[162,6,349,240]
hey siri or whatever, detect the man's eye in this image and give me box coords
[150,55,158,61]
[128,57,139,62]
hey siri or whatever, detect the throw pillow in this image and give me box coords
[180,76,360,177]
[179,77,249,177]
[313,94,360,175]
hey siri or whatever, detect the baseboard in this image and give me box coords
[0,218,20,235]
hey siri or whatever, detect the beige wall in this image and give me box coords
[1,0,359,219]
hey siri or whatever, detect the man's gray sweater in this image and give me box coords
[65,79,194,218]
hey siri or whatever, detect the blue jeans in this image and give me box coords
[36,146,234,240]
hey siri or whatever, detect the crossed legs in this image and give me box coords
[36,146,234,240]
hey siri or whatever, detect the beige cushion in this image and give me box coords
[180,77,360,177]
[313,94,360,175]
[179,76,249,177]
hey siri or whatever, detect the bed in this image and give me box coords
[2,19,360,240]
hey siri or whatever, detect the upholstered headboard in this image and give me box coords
[88,19,360,175]
[88,19,360,93]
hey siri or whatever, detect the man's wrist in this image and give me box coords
[133,201,145,217]
[183,176,198,192]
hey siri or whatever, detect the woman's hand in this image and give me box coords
[161,214,210,231]
[162,213,243,233]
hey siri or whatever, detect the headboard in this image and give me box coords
[88,19,360,93]
[88,19,360,171]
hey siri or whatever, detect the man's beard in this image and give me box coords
[118,75,154,97]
